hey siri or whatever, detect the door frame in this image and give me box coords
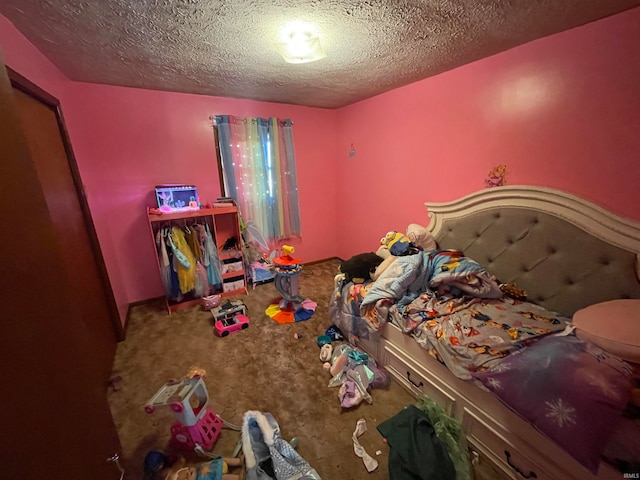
[8,67,124,341]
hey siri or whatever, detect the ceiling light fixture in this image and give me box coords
[276,22,326,64]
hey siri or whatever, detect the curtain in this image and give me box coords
[215,115,301,243]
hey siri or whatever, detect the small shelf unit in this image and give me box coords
[147,205,248,314]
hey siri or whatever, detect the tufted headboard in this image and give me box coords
[426,186,640,317]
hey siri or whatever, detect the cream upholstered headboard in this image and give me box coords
[426,186,640,317]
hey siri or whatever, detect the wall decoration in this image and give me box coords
[485,164,508,188]
[348,143,357,158]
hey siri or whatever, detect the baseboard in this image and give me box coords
[122,304,133,341]
[128,296,165,307]
[122,259,342,333]
[304,256,342,265]
[123,296,165,340]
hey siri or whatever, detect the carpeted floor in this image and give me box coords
[108,259,502,479]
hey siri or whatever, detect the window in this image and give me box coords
[214,116,301,245]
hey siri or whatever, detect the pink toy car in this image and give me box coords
[215,313,250,337]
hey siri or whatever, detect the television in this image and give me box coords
[155,184,199,212]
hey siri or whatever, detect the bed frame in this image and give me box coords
[357,185,640,480]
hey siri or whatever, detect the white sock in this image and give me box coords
[352,418,378,472]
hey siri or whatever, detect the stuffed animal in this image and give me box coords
[380,231,413,256]
[334,252,384,297]
[372,224,437,280]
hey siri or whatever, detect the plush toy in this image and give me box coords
[334,252,384,297]
[380,231,413,256]
[160,456,244,480]
[372,224,437,281]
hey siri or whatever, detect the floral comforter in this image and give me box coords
[358,250,569,379]
[329,249,635,472]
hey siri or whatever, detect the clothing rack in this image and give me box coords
[147,206,247,315]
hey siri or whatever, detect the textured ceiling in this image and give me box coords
[2,0,639,108]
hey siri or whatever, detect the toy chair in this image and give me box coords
[145,376,223,451]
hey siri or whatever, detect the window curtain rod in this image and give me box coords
[209,115,294,126]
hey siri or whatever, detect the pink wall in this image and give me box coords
[335,7,640,259]
[0,15,134,322]
[0,15,67,99]
[62,85,338,304]
[1,13,339,318]
[4,6,640,320]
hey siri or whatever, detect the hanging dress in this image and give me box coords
[185,225,202,261]
[193,262,210,298]
[170,226,197,294]
[156,228,172,297]
[192,224,211,297]
[203,223,223,290]
[167,246,182,301]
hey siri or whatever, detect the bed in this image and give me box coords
[329,185,640,480]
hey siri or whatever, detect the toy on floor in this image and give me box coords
[145,375,223,451]
[211,299,247,320]
[242,411,320,480]
[274,245,304,312]
[143,450,172,479]
[162,456,244,480]
[215,313,250,337]
[211,300,249,337]
[202,294,222,310]
[326,344,390,409]
[265,245,317,323]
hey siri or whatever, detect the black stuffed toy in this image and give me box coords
[334,252,384,297]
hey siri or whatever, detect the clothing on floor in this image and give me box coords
[415,395,472,480]
[377,405,455,480]
[352,418,378,472]
[242,410,321,480]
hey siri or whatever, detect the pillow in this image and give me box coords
[472,335,633,473]
[406,223,437,251]
[572,299,640,364]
